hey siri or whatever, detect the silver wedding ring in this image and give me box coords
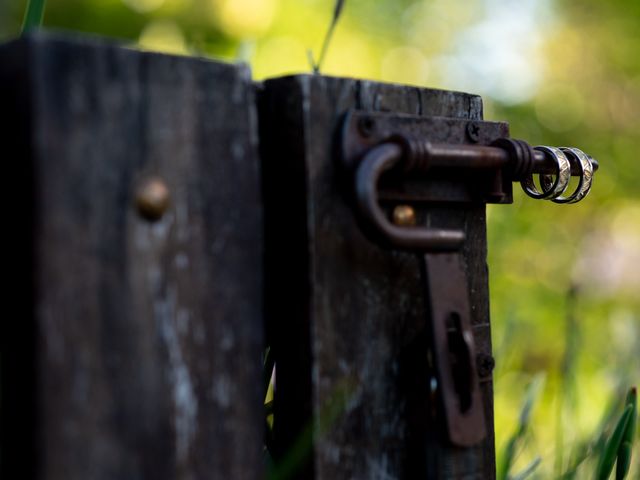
[544,148,594,204]
[521,146,571,199]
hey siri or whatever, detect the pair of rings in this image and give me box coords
[521,146,594,203]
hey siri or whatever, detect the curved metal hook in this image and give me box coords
[354,142,465,251]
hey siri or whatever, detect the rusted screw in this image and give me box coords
[466,121,481,143]
[476,354,495,378]
[358,116,376,138]
[392,205,417,226]
[136,177,170,221]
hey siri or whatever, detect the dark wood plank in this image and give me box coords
[260,75,497,479]
[0,33,263,480]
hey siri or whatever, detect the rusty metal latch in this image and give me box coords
[422,253,486,446]
[339,110,599,447]
[342,111,599,252]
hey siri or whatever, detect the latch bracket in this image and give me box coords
[340,110,598,251]
[339,109,598,447]
[422,253,486,447]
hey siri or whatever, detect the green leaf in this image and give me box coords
[620,387,637,447]
[595,404,633,480]
[264,400,274,417]
[614,442,631,480]
[615,387,637,480]
[21,0,46,33]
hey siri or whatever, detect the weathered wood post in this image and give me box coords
[260,77,502,479]
[0,33,264,480]
[1,30,597,480]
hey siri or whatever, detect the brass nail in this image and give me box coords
[136,177,170,221]
[392,205,416,226]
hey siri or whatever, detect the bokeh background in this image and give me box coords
[1,0,638,477]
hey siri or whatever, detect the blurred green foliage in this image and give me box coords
[1,0,638,477]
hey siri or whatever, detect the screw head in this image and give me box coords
[358,116,376,138]
[392,205,417,226]
[476,354,495,378]
[466,121,481,143]
[136,177,170,221]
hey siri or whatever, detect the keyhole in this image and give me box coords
[446,312,473,413]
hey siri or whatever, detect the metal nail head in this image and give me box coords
[392,205,417,226]
[136,177,170,221]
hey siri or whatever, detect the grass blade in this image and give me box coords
[556,285,581,476]
[614,442,631,480]
[264,346,275,399]
[498,375,545,480]
[596,404,633,480]
[312,0,347,73]
[511,456,542,480]
[615,387,637,480]
[268,379,353,480]
[332,0,346,21]
[519,375,546,432]
[21,0,46,33]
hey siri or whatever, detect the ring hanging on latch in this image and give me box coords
[521,146,571,200]
[541,147,594,204]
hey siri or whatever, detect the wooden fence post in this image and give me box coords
[0,32,506,480]
[260,76,501,479]
[0,33,264,480]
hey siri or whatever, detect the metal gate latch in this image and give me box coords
[422,252,486,446]
[339,110,599,447]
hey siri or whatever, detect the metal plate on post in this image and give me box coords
[341,110,512,204]
[421,253,486,447]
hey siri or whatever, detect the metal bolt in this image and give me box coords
[358,116,376,138]
[476,354,495,378]
[136,177,170,221]
[392,205,417,226]
[466,121,481,143]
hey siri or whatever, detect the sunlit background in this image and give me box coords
[1,0,639,477]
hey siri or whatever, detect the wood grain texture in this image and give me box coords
[0,33,263,480]
[260,75,499,479]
